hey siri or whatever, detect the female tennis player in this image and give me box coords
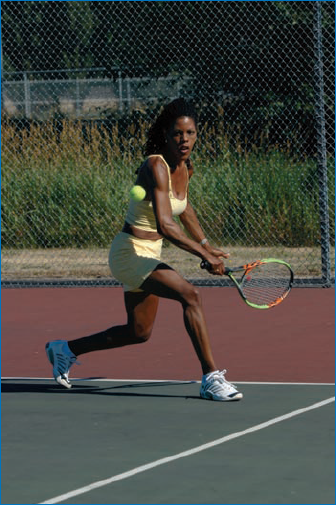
[46,98,243,401]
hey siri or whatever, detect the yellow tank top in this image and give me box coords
[125,155,188,232]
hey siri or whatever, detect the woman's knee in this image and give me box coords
[181,284,202,308]
[125,291,159,344]
[130,322,153,343]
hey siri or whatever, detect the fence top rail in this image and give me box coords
[3,75,192,85]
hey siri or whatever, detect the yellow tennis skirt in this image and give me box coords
[109,232,163,292]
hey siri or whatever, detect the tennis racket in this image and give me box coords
[200,258,294,309]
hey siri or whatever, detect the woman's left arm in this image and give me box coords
[179,202,229,259]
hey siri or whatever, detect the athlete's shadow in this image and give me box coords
[1,379,201,399]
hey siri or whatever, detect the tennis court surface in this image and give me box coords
[1,286,335,504]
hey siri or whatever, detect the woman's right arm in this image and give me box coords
[147,157,225,273]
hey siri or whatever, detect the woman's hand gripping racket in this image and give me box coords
[201,258,294,309]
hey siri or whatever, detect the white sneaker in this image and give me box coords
[45,340,78,389]
[200,369,243,401]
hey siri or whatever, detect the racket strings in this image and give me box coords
[240,263,291,306]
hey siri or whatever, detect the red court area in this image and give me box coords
[1,286,335,383]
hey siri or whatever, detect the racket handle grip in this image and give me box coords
[201,260,230,275]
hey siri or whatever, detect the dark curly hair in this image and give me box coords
[144,98,198,156]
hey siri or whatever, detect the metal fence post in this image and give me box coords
[23,71,31,118]
[126,76,131,110]
[314,1,331,286]
[76,77,80,117]
[118,70,123,113]
[1,37,3,114]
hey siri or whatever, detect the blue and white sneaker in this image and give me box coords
[200,369,243,401]
[45,340,78,389]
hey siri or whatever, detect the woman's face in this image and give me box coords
[165,116,197,161]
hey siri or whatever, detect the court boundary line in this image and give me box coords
[1,376,335,386]
[38,396,335,505]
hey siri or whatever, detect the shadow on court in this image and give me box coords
[1,380,201,400]
[1,379,334,505]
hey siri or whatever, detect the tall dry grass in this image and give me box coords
[1,117,334,249]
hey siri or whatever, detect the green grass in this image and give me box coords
[190,150,335,247]
[1,119,335,249]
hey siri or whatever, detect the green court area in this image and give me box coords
[1,379,334,504]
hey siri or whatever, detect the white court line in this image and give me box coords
[39,396,335,505]
[1,376,335,386]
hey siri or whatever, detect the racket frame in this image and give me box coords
[201,258,294,309]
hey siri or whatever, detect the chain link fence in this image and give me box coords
[1,1,334,287]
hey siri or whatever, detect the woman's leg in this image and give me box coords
[46,264,242,399]
[140,267,243,401]
[68,291,159,356]
[141,266,217,375]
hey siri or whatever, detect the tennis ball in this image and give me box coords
[130,185,146,202]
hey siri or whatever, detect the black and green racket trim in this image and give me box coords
[200,258,294,309]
